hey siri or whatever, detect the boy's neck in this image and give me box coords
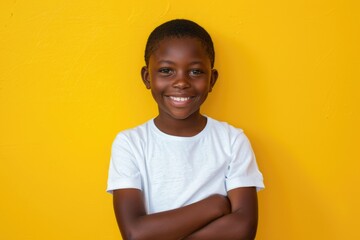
[154,113,207,137]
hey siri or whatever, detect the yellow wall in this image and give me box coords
[1,0,359,239]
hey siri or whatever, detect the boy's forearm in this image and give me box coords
[116,193,230,240]
[182,210,258,240]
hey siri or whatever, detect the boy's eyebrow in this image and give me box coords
[157,60,175,64]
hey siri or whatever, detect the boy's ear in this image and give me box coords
[209,69,218,92]
[141,66,151,89]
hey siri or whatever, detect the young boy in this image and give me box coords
[107,19,264,240]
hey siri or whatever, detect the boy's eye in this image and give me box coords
[190,69,203,76]
[159,68,173,75]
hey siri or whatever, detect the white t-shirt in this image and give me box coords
[107,116,264,214]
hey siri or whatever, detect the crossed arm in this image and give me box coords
[113,187,258,240]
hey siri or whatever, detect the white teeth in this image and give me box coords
[170,96,191,102]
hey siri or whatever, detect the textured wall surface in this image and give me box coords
[0,0,359,239]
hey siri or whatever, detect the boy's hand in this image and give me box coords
[183,187,258,240]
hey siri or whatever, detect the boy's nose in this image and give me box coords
[173,72,190,89]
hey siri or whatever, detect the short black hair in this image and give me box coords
[144,19,215,68]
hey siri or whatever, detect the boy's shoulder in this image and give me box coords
[113,119,152,142]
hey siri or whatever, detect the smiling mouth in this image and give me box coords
[169,96,192,102]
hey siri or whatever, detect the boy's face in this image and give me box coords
[141,37,218,121]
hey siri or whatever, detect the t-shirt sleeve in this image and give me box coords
[106,132,142,193]
[225,131,265,192]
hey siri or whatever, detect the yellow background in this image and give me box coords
[1,0,359,239]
